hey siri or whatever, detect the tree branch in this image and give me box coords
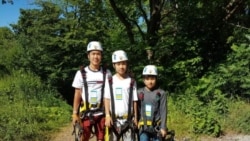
[129,19,146,40]
[109,0,135,43]
[135,0,149,24]
[223,0,243,21]
[147,0,162,46]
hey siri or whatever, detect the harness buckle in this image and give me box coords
[154,125,160,132]
[139,120,152,126]
[90,104,98,110]
[116,114,128,119]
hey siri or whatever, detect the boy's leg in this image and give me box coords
[95,116,105,141]
[81,119,91,141]
[111,131,116,141]
[140,132,150,141]
[153,134,161,141]
[123,128,134,141]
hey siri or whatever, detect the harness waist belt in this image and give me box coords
[139,120,152,126]
[116,114,128,119]
[80,102,101,112]
[139,119,161,126]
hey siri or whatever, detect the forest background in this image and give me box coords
[0,0,250,140]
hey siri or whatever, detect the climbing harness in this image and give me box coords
[75,65,107,136]
[72,121,83,141]
[79,65,106,112]
[108,76,137,140]
[138,89,176,140]
[138,89,163,140]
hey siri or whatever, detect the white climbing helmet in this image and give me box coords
[112,50,128,63]
[87,41,103,52]
[142,65,158,76]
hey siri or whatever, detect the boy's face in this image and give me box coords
[88,50,102,66]
[113,61,127,75]
[143,75,157,89]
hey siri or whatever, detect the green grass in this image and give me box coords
[167,97,192,138]
[0,70,71,141]
[1,70,250,140]
[221,99,250,134]
[167,96,250,140]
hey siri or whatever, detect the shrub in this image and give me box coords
[0,70,71,141]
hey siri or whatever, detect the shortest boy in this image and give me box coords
[137,65,167,141]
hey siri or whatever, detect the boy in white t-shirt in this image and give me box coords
[72,41,111,141]
[104,50,138,141]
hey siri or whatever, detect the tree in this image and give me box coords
[0,27,20,72]
[2,0,13,4]
[11,0,116,103]
[11,0,250,98]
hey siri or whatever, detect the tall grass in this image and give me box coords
[220,99,250,134]
[167,95,250,140]
[0,70,71,141]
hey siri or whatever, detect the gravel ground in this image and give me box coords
[199,135,250,141]
[51,123,250,141]
[174,135,250,141]
[51,123,96,141]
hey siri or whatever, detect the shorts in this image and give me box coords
[81,115,105,140]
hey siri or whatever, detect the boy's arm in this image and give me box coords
[73,88,82,114]
[104,98,113,127]
[104,98,111,116]
[103,70,112,115]
[72,88,82,124]
[160,91,167,130]
[133,101,138,126]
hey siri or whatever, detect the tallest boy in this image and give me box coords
[72,41,111,141]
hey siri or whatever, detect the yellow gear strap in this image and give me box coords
[139,120,152,126]
[138,120,161,129]
[79,102,101,113]
[116,114,128,119]
[105,127,109,141]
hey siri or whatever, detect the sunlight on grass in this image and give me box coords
[168,97,194,139]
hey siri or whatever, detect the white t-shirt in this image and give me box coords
[104,75,138,116]
[72,66,111,104]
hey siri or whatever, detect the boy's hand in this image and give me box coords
[105,115,113,127]
[160,129,167,138]
[72,114,80,125]
[133,119,138,128]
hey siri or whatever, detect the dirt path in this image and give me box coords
[50,123,96,141]
[50,123,75,141]
[51,123,250,141]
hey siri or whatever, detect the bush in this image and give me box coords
[225,100,250,134]
[0,70,71,141]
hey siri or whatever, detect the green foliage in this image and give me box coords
[191,109,221,137]
[0,70,71,141]
[167,96,193,139]
[11,0,117,96]
[2,0,250,139]
[225,100,250,134]
[168,94,250,140]
[0,27,21,72]
[174,89,224,137]
[218,41,250,97]
[171,32,250,137]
